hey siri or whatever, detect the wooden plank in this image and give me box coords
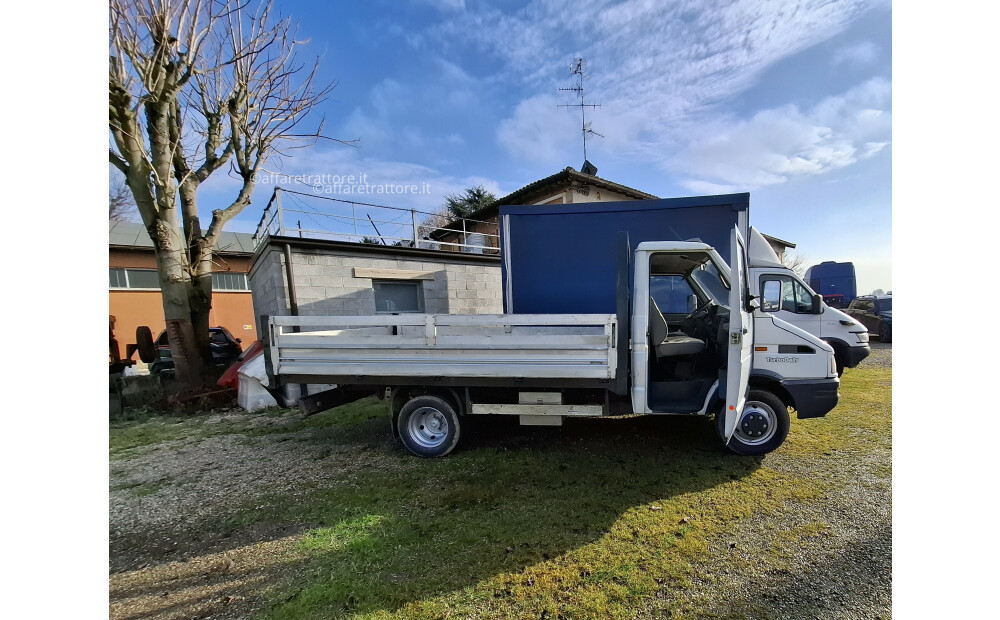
[353,267,437,280]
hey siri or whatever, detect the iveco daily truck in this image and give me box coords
[264,225,840,458]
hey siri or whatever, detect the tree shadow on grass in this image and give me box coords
[112,412,764,619]
[251,413,763,618]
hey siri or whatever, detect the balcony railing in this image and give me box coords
[252,188,499,254]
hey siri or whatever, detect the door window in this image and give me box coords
[759,275,813,314]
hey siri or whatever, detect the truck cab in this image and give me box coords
[630,228,840,454]
[746,228,870,375]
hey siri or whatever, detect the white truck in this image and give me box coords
[746,228,871,375]
[263,228,840,457]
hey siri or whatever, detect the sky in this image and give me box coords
[143,0,893,293]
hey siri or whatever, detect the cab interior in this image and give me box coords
[646,250,731,413]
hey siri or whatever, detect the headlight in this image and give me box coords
[839,319,858,326]
[831,354,837,376]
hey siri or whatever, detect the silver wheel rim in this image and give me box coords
[406,406,449,449]
[734,400,778,446]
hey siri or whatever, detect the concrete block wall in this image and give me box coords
[248,240,503,323]
[248,247,289,332]
[288,248,502,315]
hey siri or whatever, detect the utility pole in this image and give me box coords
[558,58,603,165]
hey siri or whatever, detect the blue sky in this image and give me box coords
[186,0,892,292]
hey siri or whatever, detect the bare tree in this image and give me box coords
[782,253,808,277]
[109,0,348,383]
[110,177,136,222]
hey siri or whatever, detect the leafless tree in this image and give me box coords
[782,252,808,277]
[109,0,349,382]
[110,177,136,222]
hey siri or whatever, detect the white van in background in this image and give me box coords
[746,228,871,375]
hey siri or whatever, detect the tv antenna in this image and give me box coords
[558,57,603,166]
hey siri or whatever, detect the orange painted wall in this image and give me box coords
[109,249,258,361]
[109,291,257,360]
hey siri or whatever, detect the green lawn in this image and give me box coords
[111,367,891,619]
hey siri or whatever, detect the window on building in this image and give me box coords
[373,280,423,313]
[212,272,249,291]
[109,268,160,289]
[109,268,127,288]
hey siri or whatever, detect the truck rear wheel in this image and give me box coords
[719,389,790,456]
[397,395,461,458]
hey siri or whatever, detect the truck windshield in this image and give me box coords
[690,260,730,306]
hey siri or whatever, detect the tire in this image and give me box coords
[878,323,891,343]
[136,326,156,363]
[718,389,790,456]
[396,395,461,458]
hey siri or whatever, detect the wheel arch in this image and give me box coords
[748,370,793,410]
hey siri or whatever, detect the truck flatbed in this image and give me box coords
[267,313,619,382]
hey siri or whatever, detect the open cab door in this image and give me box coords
[722,226,754,443]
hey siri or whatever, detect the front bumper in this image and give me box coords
[783,377,840,419]
[843,343,871,368]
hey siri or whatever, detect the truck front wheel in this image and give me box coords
[397,395,461,458]
[719,389,790,456]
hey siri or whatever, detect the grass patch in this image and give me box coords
[113,369,890,619]
[109,397,387,460]
[245,369,889,619]
[110,478,174,497]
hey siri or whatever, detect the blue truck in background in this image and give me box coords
[804,261,857,309]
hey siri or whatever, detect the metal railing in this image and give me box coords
[252,188,500,254]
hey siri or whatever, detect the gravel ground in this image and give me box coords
[650,340,893,619]
[110,342,891,619]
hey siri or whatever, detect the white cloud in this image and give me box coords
[671,78,892,191]
[435,0,884,165]
[496,94,580,166]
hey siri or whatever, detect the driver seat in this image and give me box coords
[649,297,706,358]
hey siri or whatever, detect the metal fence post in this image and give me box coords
[411,210,419,247]
[275,187,285,236]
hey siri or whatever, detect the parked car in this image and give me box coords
[845,295,892,343]
[149,326,244,376]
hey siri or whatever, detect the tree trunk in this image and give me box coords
[189,261,214,366]
[149,216,204,386]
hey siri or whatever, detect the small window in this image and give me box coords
[109,268,127,288]
[373,280,423,313]
[109,267,160,289]
[127,269,161,289]
[212,272,249,291]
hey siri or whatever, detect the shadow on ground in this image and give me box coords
[111,410,763,619]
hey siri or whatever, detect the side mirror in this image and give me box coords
[236,338,242,343]
[687,294,697,313]
[811,294,823,314]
